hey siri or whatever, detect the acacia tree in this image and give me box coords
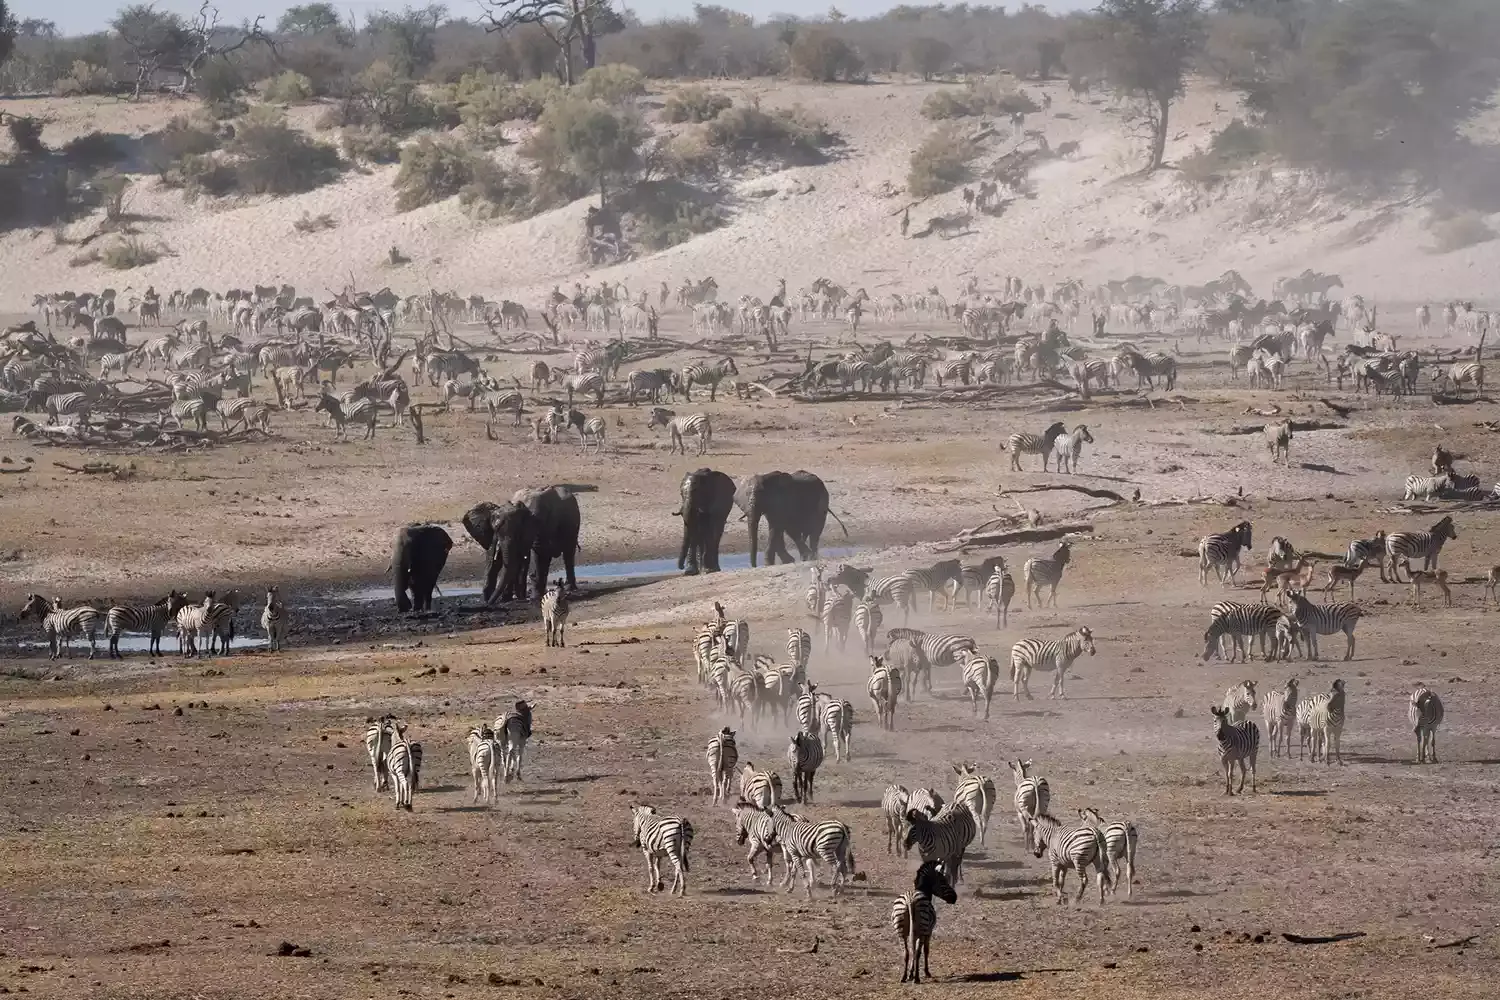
[1095,0,1204,172]
[114,2,276,98]
[479,0,615,85]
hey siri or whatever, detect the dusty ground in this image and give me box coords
[3,301,1500,998]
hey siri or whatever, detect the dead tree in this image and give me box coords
[116,2,277,98]
[478,0,614,85]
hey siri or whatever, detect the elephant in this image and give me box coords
[390,523,452,612]
[735,470,848,568]
[462,486,581,603]
[674,468,736,575]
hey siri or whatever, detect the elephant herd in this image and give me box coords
[388,469,844,611]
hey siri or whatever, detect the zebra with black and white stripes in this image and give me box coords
[364,715,396,791]
[951,762,997,846]
[1006,420,1069,472]
[45,391,93,424]
[1077,806,1138,898]
[1286,593,1364,660]
[739,762,783,809]
[646,407,711,455]
[1023,541,1072,608]
[731,799,784,885]
[766,805,855,898]
[561,371,606,407]
[386,723,421,810]
[853,597,883,655]
[1344,530,1388,582]
[960,651,1002,720]
[495,700,533,782]
[868,573,918,624]
[1211,706,1259,795]
[795,682,828,736]
[625,367,677,405]
[19,594,101,659]
[1409,683,1444,764]
[882,785,944,856]
[866,655,903,730]
[259,586,287,651]
[1263,678,1299,757]
[541,580,569,647]
[1010,626,1096,700]
[175,593,236,657]
[706,727,739,805]
[786,730,824,803]
[1201,602,1283,663]
[1305,679,1347,766]
[1385,515,1457,582]
[820,590,854,652]
[786,627,811,672]
[104,591,188,657]
[904,802,978,884]
[1222,680,1258,723]
[467,724,500,805]
[679,357,738,402]
[716,606,749,668]
[1199,521,1254,586]
[984,567,1015,627]
[823,697,854,763]
[630,804,694,896]
[1030,812,1112,903]
[886,627,979,670]
[1009,759,1050,846]
[892,860,959,984]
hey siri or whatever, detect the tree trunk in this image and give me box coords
[580,19,597,70]
[1148,92,1170,172]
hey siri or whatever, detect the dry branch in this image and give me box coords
[999,484,1129,504]
[1281,932,1366,946]
[942,522,1095,551]
[1207,420,1346,436]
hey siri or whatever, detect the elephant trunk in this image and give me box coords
[482,543,505,605]
[748,503,762,568]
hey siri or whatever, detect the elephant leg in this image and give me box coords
[705,517,724,573]
[483,546,506,605]
[533,549,554,600]
[768,525,794,566]
[563,543,578,591]
[679,520,700,575]
[396,571,413,613]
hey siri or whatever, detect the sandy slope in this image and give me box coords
[4,77,1499,311]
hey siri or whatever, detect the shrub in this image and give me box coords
[524,96,647,206]
[197,59,249,118]
[1428,210,1497,253]
[922,79,1040,120]
[148,116,221,172]
[96,172,132,223]
[100,236,163,270]
[789,28,864,83]
[342,126,401,165]
[658,129,719,179]
[293,211,338,234]
[458,158,531,220]
[6,115,45,155]
[54,61,113,97]
[905,37,953,81]
[662,86,732,124]
[576,63,647,104]
[1178,120,1264,187]
[908,125,979,197]
[394,136,479,211]
[262,70,315,105]
[228,110,342,195]
[704,102,836,166]
[322,61,448,136]
[61,132,125,170]
[166,154,239,199]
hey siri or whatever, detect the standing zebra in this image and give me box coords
[679,357,738,401]
[984,567,1015,627]
[820,590,854,652]
[1211,706,1259,795]
[706,727,739,805]
[1029,813,1112,904]
[867,572,918,624]
[104,591,188,657]
[1345,530,1388,582]
[960,651,1002,720]
[786,730,824,803]
[1078,806,1138,898]
[887,628,979,671]
[1263,678,1299,758]
[1009,759,1050,846]
[822,698,854,763]
[625,367,676,404]
[891,860,959,984]
[259,585,288,651]
[882,785,944,856]
[716,605,750,668]
[496,700,533,782]
[1201,602,1283,663]
[1023,541,1072,608]
[630,804,694,896]
[853,597,883,656]
[804,565,827,617]
[786,627,811,672]
[386,723,421,810]
[1053,424,1095,474]
[541,579,569,647]
[867,655,903,730]
[1010,626,1096,700]
[20,594,102,660]
[1005,421,1069,472]
[364,715,397,791]
[738,762,783,809]
[1222,680,1258,723]
[1306,678,1347,766]
[174,593,235,657]
[951,762,997,846]
[1286,592,1364,660]
[1409,683,1444,764]
[1199,521,1254,586]
[767,805,855,898]
[647,407,711,455]
[1384,515,1457,583]
[467,725,500,805]
[904,802,978,885]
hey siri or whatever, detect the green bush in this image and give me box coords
[341,126,401,165]
[166,154,239,199]
[61,132,125,170]
[658,129,719,179]
[576,63,647,104]
[198,59,250,119]
[148,116,222,173]
[6,115,45,155]
[908,125,979,197]
[54,61,113,97]
[921,80,1040,120]
[458,159,531,220]
[789,28,864,83]
[662,86,733,124]
[262,70,315,105]
[100,236,163,270]
[523,95,647,206]
[394,136,480,211]
[228,110,342,195]
[704,101,836,166]
[321,61,448,136]
[1178,120,1265,188]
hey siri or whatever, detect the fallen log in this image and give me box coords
[790,391,909,404]
[0,465,29,474]
[942,522,1095,551]
[999,484,1130,504]
[1432,935,1479,949]
[1431,393,1496,406]
[1319,398,1354,418]
[53,461,121,475]
[1281,932,1366,946]
[1207,420,1347,436]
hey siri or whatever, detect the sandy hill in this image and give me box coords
[4,76,1500,311]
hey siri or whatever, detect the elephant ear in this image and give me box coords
[730,475,752,515]
[462,502,501,550]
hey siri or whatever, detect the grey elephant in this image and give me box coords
[736,470,847,567]
[462,486,582,603]
[390,523,453,612]
[675,468,736,575]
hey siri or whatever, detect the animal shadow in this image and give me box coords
[1299,462,1347,475]
[420,784,463,794]
[953,971,1027,983]
[1269,789,1328,797]
[1150,888,1215,898]
[556,773,612,784]
[707,886,767,897]
[436,805,492,813]
[839,799,883,809]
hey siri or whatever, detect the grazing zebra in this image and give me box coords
[1211,706,1259,795]
[1263,678,1299,757]
[1006,421,1069,472]
[104,591,188,657]
[259,585,288,651]
[905,802,978,884]
[1009,759,1051,845]
[19,594,101,659]
[364,715,397,791]
[984,567,1015,627]
[626,367,676,405]
[680,357,738,402]
[1010,626,1096,700]
[1199,521,1254,586]
[1078,806,1138,897]
[495,700,533,782]
[822,697,854,763]
[1409,683,1444,764]
[1201,602,1282,663]
[1222,680,1258,723]
[892,860,959,984]
[739,762,783,809]
[866,656,903,730]
[820,590,854,651]
[386,724,421,810]
[1053,424,1095,474]
[960,651,1002,720]
[1345,530,1388,583]
[731,799,785,885]
[541,579,569,647]
[1305,679,1347,766]
[951,762,997,846]
[706,727,739,805]
[853,597,883,655]
[647,407,711,455]
[767,805,855,898]
[1434,361,1484,396]
[786,627,811,672]
[1385,516,1457,582]
[630,804,694,896]
[1285,592,1363,660]
[1023,541,1072,608]
[467,725,499,805]
[882,785,944,856]
[786,730,824,803]
[1029,813,1112,904]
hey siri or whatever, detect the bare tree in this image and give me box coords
[114,2,276,99]
[479,0,614,85]
[1095,0,1203,172]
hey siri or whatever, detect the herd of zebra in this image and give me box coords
[17,587,287,659]
[362,702,533,811]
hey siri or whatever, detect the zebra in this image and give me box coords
[885,635,931,699]
[820,590,854,651]
[561,371,606,407]
[481,387,525,426]
[1199,521,1253,586]
[646,407,711,455]
[467,725,500,805]
[866,655,903,730]
[364,715,396,791]
[1222,680,1258,723]
[904,559,964,614]
[822,697,854,763]
[1345,530,1388,583]
[167,396,212,432]
[19,594,101,659]
[314,393,377,440]
[217,396,271,433]
[853,597,883,655]
[766,805,855,898]
[795,682,828,737]
[1433,361,1484,396]
[1010,626,1096,700]
[625,367,676,405]
[1211,706,1260,795]
[45,391,93,424]
[867,573,918,624]
[739,762,783,809]
[960,651,1002,720]
[1409,683,1444,764]
[887,628,979,671]
[104,591,188,657]
[892,860,959,984]
[174,593,236,657]
[1201,602,1282,663]
[715,604,749,667]
[1285,592,1364,660]
[574,414,607,455]
[731,799,784,885]
[1009,759,1050,845]
[259,585,287,651]
[495,700,533,782]
[951,762,997,846]
[1006,421,1069,472]
[1385,516,1457,583]
[882,785,944,856]
[786,730,824,803]
[786,627,811,672]
[938,563,987,613]
[1023,541,1072,608]
[1266,419,1293,464]
[1263,678,1299,757]
[630,805,694,896]
[1403,473,1452,501]
[1078,806,1138,898]
[1053,424,1095,474]
[541,579,569,647]
[679,357,738,401]
[804,565,828,616]
[1029,812,1112,904]
[984,567,1015,627]
[1306,678,1347,766]
[386,723,421,810]
[575,341,630,378]
[904,802,978,885]
[706,727,739,805]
